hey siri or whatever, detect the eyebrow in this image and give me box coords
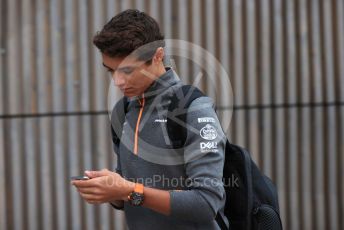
[102,63,114,70]
[102,63,135,72]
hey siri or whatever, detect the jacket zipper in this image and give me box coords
[134,94,145,155]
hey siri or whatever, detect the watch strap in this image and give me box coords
[134,183,144,194]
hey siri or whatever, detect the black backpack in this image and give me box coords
[111,85,283,230]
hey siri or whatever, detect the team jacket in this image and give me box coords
[111,68,229,230]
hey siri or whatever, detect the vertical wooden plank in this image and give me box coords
[0,102,5,230]
[36,0,54,228]
[106,0,117,19]
[149,0,160,22]
[296,0,312,229]
[321,0,339,229]
[205,0,216,100]
[162,0,174,69]
[22,0,40,229]
[106,0,117,21]
[7,0,25,229]
[50,0,69,229]
[232,0,245,146]
[310,0,326,229]
[258,0,273,179]
[218,0,232,134]
[334,0,344,229]
[244,0,259,164]
[162,0,173,70]
[24,114,40,230]
[6,0,21,116]
[64,0,84,228]
[119,0,132,10]
[149,0,162,82]
[227,1,235,142]
[0,0,6,228]
[190,0,204,91]
[334,1,344,104]
[134,0,146,11]
[177,0,189,84]
[271,0,287,228]
[285,1,299,228]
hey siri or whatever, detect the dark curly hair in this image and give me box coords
[93,9,165,63]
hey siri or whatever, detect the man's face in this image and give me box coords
[102,54,156,98]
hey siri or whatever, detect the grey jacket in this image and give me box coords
[111,68,229,230]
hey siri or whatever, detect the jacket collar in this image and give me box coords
[129,67,179,101]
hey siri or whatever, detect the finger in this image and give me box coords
[72,179,98,188]
[80,193,102,204]
[87,200,100,205]
[80,192,97,201]
[85,169,110,178]
[77,187,99,195]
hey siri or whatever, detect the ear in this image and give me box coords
[152,47,164,63]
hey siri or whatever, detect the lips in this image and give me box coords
[120,88,135,97]
[121,88,132,93]
[118,86,129,91]
[116,85,135,96]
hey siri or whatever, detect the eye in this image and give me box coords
[121,67,134,75]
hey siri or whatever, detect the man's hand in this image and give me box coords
[71,169,135,204]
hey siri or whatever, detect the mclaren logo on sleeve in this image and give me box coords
[154,119,167,123]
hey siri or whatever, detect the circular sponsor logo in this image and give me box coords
[200,124,218,140]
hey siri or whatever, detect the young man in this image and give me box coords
[72,9,229,229]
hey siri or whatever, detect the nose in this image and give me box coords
[113,71,126,88]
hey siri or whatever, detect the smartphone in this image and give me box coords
[70,175,90,180]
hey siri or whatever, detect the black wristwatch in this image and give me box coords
[128,183,144,206]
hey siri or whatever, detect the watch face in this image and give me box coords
[129,192,144,206]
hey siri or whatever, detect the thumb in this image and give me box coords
[85,169,110,178]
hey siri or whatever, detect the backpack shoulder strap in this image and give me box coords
[167,85,205,148]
